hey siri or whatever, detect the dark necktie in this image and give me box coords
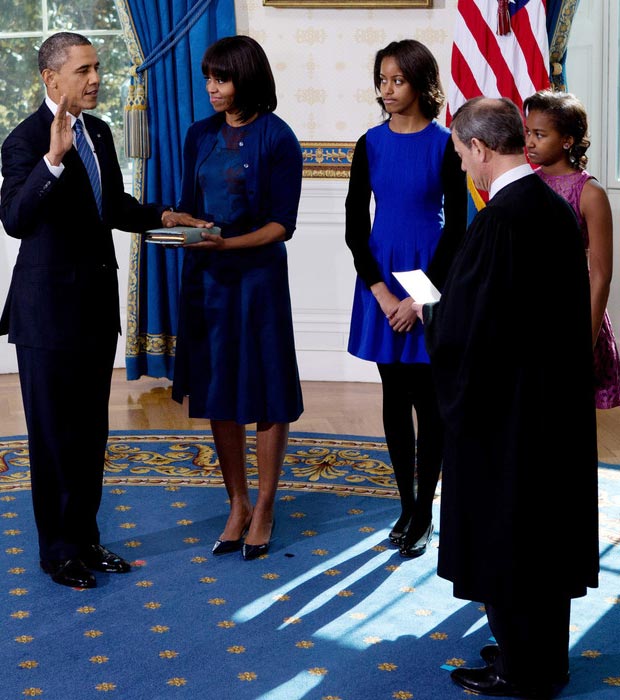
[74,119,102,216]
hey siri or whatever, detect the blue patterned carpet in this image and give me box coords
[1,431,619,700]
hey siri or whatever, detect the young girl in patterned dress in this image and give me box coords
[524,90,620,409]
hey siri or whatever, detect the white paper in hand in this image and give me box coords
[392,269,441,304]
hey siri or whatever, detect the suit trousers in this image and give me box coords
[486,596,571,688]
[17,334,117,562]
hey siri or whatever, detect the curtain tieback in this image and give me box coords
[123,0,215,160]
[497,0,512,36]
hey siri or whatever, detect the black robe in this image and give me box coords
[424,174,599,604]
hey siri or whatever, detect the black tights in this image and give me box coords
[377,362,443,539]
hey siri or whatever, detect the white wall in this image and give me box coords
[290,178,379,382]
[565,0,620,337]
[235,0,456,142]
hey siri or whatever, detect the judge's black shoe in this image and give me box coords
[451,664,569,698]
[40,559,96,589]
[481,644,500,665]
[399,522,434,558]
[81,544,131,574]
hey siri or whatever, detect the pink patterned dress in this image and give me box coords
[537,168,620,409]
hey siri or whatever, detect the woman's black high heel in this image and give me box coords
[242,519,275,561]
[399,521,433,558]
[212,519,252,555]
[212,537,243,555]
[388,512,412,546]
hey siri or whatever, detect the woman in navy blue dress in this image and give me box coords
[172,36,303,560]
[346,40,466,557]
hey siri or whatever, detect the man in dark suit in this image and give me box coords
[0,32,206,588]
[413,97,599,698]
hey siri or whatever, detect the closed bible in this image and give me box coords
[145,226,220,245]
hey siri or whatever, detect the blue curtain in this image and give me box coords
[546,0,581,91]
[115,0,236,380]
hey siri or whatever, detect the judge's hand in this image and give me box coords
[411,301,425,324]
[387,297,417,333]
[161,210,211,228]
[46,95,73,166]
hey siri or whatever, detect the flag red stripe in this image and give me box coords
[458,0,522,103]
[451,44,483,104]
[510,7,550,91]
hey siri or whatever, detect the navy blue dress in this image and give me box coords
[172,114,303,424]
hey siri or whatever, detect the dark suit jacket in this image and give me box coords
[0,102,164,350]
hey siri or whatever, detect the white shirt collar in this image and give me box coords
[45,96,84,129]
[489,164,533,200]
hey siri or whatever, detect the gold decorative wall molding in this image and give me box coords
[301,141,355,178]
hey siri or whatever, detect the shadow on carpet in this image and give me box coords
[1,430,619,700]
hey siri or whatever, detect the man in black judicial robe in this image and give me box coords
[413,97,599,698]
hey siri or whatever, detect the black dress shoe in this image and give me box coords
[40,559,96,589]
[242,519,275,561]
[81,544,131,573]
[451,664,569,699]
[399,521,434,558]
[481,644,500,665]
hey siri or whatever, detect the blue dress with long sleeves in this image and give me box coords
[347,120,452,364]
[172,112,304,424]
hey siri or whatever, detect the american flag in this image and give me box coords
[447,0,550,122]
[447,0,550,207]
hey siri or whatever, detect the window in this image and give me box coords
[0,0,130,168]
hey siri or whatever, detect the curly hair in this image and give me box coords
[373,39,444,120]
[523,90,590,170]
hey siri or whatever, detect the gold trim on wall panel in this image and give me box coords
[264,0,431,7]
[301,142,356,178]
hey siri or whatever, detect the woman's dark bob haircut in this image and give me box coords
[202,35,277,123]
[373,39,445,120]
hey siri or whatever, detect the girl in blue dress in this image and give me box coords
[172,36,303,560]
[346,40,466,557]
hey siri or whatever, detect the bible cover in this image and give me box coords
[145,226,220,245]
